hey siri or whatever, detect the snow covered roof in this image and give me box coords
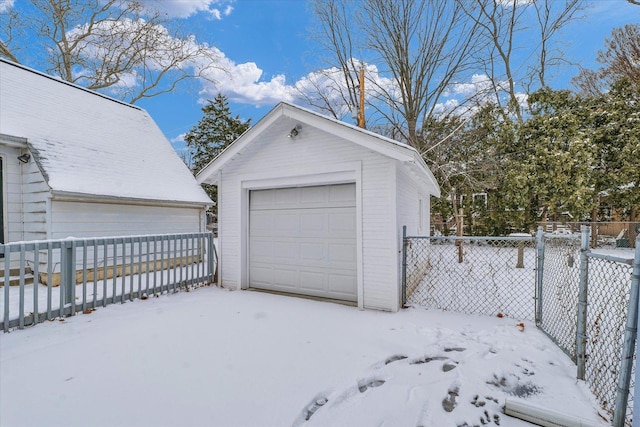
[0,59,211,206]
[196,102,441,197]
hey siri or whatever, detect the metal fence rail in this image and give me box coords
[1,232,217,332]
[403,233,536,321]
[403,227,639,427]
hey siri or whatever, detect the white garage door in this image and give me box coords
[249,184,357,302]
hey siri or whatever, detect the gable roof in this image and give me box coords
[0,58,211,206]
[196,102,440,196]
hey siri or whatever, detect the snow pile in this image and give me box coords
[0,286,607,426]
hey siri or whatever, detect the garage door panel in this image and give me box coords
[250,265,273,284]
[329,211,356,233]
[300,242,325,261]
[328,273,357,295]
[273,214,300,234]
[272,268,297,287]
[328,243,356,262]
[250,189,275,209]
[274,187,299,206]
[329,184,356,203]
[300,213,327,233]
[250,240,273,258]
[299,271,325,291]
[271,241,299,259]
[249,184,357,302]
[249,213,274,236]
[300,186,328,204]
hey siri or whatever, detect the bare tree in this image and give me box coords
[0,0,224,104]
[362,0,480,147]
[574,24,640,94]
[310,0,480,148]
[461,0,583,123]
[305,0,362,121]
[531,0,584,88]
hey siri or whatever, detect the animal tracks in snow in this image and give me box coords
[357,377,386,393]
[294,338,552,426]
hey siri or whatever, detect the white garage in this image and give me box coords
[197,102,440,312]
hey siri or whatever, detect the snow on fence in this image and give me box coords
[1,232,217,332]
[402,227,640,427]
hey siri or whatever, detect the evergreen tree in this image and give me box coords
[508,89,595,228]
[185,93,251,208]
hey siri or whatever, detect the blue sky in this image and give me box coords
[2,0,639,155]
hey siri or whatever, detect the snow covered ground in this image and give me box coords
[1,286,608,427]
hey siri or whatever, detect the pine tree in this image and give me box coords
[185,93,251,208]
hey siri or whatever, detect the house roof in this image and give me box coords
[196,102,441,197]
[0,58,211,206]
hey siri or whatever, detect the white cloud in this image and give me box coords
[435,73,529,118]
[66,16,295,106]
[197,53,295,106]
[198,57,400,114]
[170,133,186,144]
[289,62,397,118]
[431,98,461,117]
[497,0,534,7]
[450,74,496,97]
[65,15,392,113]
[66,18,225,99]
[137,0,235,19]
[0,0,14,13]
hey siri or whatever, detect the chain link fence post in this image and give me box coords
[577,225,590,380]
[614,234,640,427]
[401,225,407,307]
[535,226,545,325]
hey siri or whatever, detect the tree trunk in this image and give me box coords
[590,204,598,249]
[629,207,638,249]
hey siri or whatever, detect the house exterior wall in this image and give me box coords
[395,164,432,304]
[396,164,431,237]
[49,200,204,239]
[0,144,49,243]
[1,145,23,243]
[217,121,400,311]
[21,158,49,242]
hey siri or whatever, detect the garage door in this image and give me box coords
[249,184,357,301]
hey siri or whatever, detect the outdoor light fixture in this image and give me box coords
[17,153,30,164]
[288,124,302,139]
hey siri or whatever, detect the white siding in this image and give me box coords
[395,164,431,303]
[1,146,22,243]
[396,164,429,238]
[0,145,49,243]
[21,160,49,241]
[218,119,398,311]
[50,201,204,239]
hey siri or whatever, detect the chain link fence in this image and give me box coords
[403,235,536,321]
[585,253,636,426]
[402,227,640,427]
[536,232,637,427]
[536,235,581,361]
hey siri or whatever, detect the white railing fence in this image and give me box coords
[1,232,217,332]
